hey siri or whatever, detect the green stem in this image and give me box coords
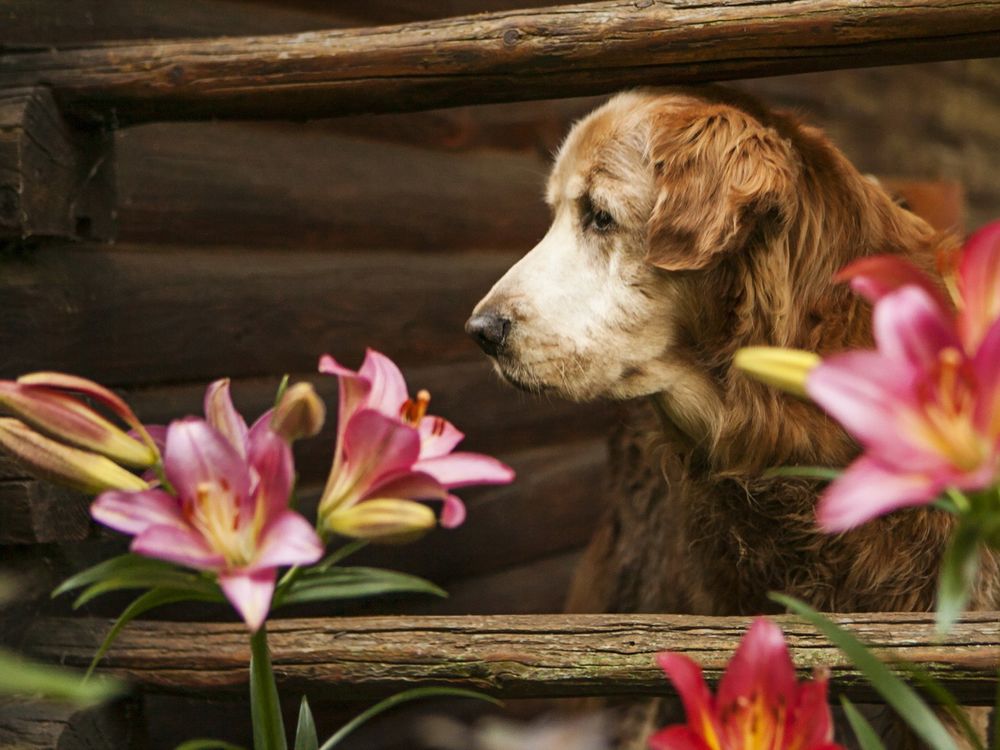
[946,487,972,513]
[249,626,287,750]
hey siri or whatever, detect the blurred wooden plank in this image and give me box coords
[115,122,550,250]
[0,480,91,544]
[0,698,144,750]
[27,612,1000,703]
[0,87,114,241]
[3,2,998,124]
[0,0,354,49]
[0,244,513,385]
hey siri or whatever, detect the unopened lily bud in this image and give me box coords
[0,418,149,494]
[324,498,436,544]
[733,347,821,399]
[272,382,326,442]
[0,383,156,468]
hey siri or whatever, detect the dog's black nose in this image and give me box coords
[465,312,511,356]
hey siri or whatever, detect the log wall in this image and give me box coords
[1,3,999,748]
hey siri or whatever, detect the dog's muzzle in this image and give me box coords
[465,312,511,357]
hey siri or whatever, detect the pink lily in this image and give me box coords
[651,618,842,750]
[807,284,1000,531]
[317,349,514,541]
[837,219,1000,354]
[91,381,323,631]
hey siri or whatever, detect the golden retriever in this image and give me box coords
[467,87,998,748]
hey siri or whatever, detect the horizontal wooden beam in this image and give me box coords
[2,1,999,124]
[24,612,1000,704]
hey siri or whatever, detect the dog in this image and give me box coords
[466,87,999,748]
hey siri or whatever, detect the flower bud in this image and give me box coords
[324,498,436,544]
[272,382,326,442]
[0,418,149,494]
[733,347,821,399]
[0,383,156,468]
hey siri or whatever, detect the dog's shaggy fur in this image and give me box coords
[468,88,999,747]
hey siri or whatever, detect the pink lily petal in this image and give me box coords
[164,418,251,504]
[358,349,409,418]
[873,286,960,371]
[958,220,1000,350]
[204,379,249,457]
[792,677,836,747]
[367,469,448,501]
[717,618,796,714]
[648,726,712,750]
[418,416,465,459]
[319,353,374,440]
[656,653,719,744]
[136,424,167,453]
[340,410,422,494]
[836,255,948,309]
[91,489,183,535]
[816,456,939,532]
[807,352,942,471]
[16,371,145,434]
[132,523,226,570]
[440,494,466,528]
[973,319,1000,440]
[413,452,515,489]
[254,511,324,569]
[246,425,294,516]
[218,568,277,632]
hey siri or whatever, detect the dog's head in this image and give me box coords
[467,89,801,403]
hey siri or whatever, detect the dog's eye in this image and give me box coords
[593,210,615,232]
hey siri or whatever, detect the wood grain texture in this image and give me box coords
[2,1,998,124]
[25,612,1000,703]
[0,480,92,544]
[0,244,515,385]
[0,698,144,750]
[0,87,114,240]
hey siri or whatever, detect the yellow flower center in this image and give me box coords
[185,479,261,568]
[913,347,987,472]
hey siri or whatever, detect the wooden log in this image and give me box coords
[114,122,551,250]
[0,480,92,544]
[0,698,144,750]
[24,612,1000,704]
[2,1,999,124]
[0,87,114,241]
[0,244,517,385]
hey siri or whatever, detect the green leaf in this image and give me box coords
[772,593,958,750]
[86,587,222,680]
[275,567,446,608]
[294,696,319,750]
[318,688,500,750]
[73,570,221,609]
[763,465,843,481]
[840,696,888,750]
[0,647,121,705]
[936,522,981,635]
[316,540,369,571]
[174,741,247,750]
[896,662,985,750]
[250,626,287,750]
[53,554,181,598]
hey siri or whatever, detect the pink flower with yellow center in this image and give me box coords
[807,221,1000,531]
[651,618,843,750]
[317,349,514,542]
[90,380,323,631]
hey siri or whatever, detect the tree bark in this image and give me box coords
[24,612,1000,704]
[1,1,998,124]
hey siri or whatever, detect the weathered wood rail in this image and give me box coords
[24,613,1000,704]
[1,0,999,124]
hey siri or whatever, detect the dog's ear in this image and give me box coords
[645,104,798,271]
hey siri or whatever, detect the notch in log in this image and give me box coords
[0,87,114,242]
